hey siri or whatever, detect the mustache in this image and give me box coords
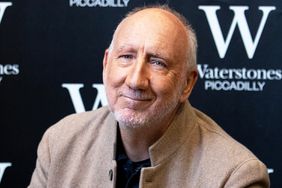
[118,89,154,100]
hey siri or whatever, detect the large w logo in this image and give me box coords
[0,163,11,184]
[199,6,276,59]
[62,83,108,113]
[0,2,12,24]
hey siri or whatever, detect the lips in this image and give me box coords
[122,94,152,101]
[118,90,153,102]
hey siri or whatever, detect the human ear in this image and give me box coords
[103,49,109,70]
[102,49,110,84]
[179,70,198,102]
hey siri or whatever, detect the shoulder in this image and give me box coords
[46,106,112,136]
[192,107,267,166]
[40,106,114,151]
[30,107,117,187]
[53,106,111,128]
[187,107,269,186]
[193,107,256,159]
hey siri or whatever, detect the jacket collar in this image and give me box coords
[148,101,197,166]
[106,101,197,166]
[103,111,118,161]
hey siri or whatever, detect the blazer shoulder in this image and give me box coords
[189,108,269,186]
[44,106,113,141]
[193,107,260,162]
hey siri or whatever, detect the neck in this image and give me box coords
[118,125,163,162]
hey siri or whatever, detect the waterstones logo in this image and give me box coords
[0,64,20,83]
[198,5,278,92]
[70,0,130,7]
[198,64,282,91]
[0,3,17,84]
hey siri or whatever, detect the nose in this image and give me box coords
[125,57,149,90]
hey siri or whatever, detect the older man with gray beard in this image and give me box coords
[28,5,270,188]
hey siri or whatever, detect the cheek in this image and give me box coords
[105,64,126,87]
[151,76,178,97]
[152,71,185,100]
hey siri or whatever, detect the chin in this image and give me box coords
[113,109,153,129]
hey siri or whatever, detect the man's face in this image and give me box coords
[103,9,194,128]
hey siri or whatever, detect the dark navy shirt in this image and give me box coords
[116,128,151,188]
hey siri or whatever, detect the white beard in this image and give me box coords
[113,90,182,129]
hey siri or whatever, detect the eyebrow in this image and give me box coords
[116,44,136,53]
[147,50,171,63]
[148,51,163,57]
[115,44,172,62]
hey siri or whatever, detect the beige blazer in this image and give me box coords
[28,102,270,188]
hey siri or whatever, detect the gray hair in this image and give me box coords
[109,5,198,71]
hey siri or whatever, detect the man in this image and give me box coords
[28,6,270,188]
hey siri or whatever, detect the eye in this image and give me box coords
[150,58,167,68]
[117,54,135,66]
[119,54,134,60]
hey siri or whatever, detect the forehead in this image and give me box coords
[111,9,188,60]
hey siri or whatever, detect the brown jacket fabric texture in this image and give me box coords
[28,102,270,188]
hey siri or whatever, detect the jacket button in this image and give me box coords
[109,169,113,181]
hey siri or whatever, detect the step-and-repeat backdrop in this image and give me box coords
[0,0,281,187]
